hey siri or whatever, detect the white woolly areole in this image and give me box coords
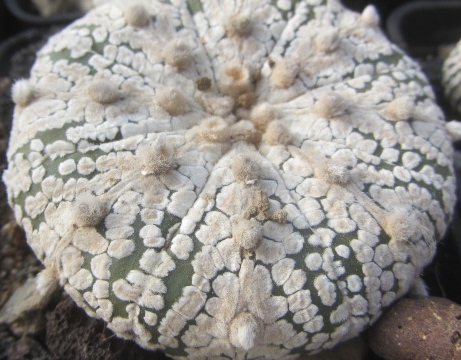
[125,4,150,27]
[3,0,457,358]
[87,79,121,104]
[225,13,253,38]
[163,40,193,70]
[12,79,36,107]
[229,312,262,350]
[219,63,251,97]
[360,5,380,26]
[232,215,263,250]
[73,193,110,227]
[155,87,189,116]
[446,120,461,141]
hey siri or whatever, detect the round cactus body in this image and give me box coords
[3,0,457,358]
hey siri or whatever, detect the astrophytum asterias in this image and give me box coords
[3,0,458,358]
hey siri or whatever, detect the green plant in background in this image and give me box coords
[3,0,459,358]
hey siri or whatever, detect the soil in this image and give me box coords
[0,4,461,360]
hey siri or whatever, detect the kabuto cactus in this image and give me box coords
[3,0,459,358]
[443,37,461,117]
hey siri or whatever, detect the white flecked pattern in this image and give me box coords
[3,0,457,358]
[443,37,461,116]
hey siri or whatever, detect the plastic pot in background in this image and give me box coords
[0,0,22,42]
[0,27,60,78]
[341,0,424,23]
[386,1,461,57]
[3,0,83,28]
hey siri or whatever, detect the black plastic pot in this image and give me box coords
[342,0,422,22]
[0,27,58,77]
[4,0,83,27]
[386,1,461,57]
[0,0,22,42]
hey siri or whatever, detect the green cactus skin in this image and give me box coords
[4,0,457,358]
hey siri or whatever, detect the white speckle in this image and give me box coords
[328,218,356,234]
[140,225,164,247]
[139,249,175,277]
[350,295,368,316]
[293,304,319,324]
[93,280,109,298]
[255,239,285,264]
[288,290,312,313]
[172,286,206,320]
[167,190,197,218]
[144,311,158,326]
[60,246,84,278]
[170,234,194,260]
[68,268,93,290]
[402,152,421,170]
[24,192,48,219]
[283,232,304,255]
[91,253,112,279]
[30,139,44,152]
[351,239,375,263]
[314,275,337,306]
[73,227,108,255]
[31,166,46,184]
[330,303,349,324]
[335,245,350,258]
[263,221,293,243]
[83,291,97,308]
[346,275,363,293]
[305,252,322,273]
[107,239,135,259]
[283,269,307,295]
[303,315,324,333]
[363,262,383,278]
[380,270,395,292]
[197,211,232,246]
[272,258,295,285]
[374,244,393,268]
[77,157,96,175]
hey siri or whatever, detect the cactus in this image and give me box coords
[3,0,458,358]
[443,38,461,117]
